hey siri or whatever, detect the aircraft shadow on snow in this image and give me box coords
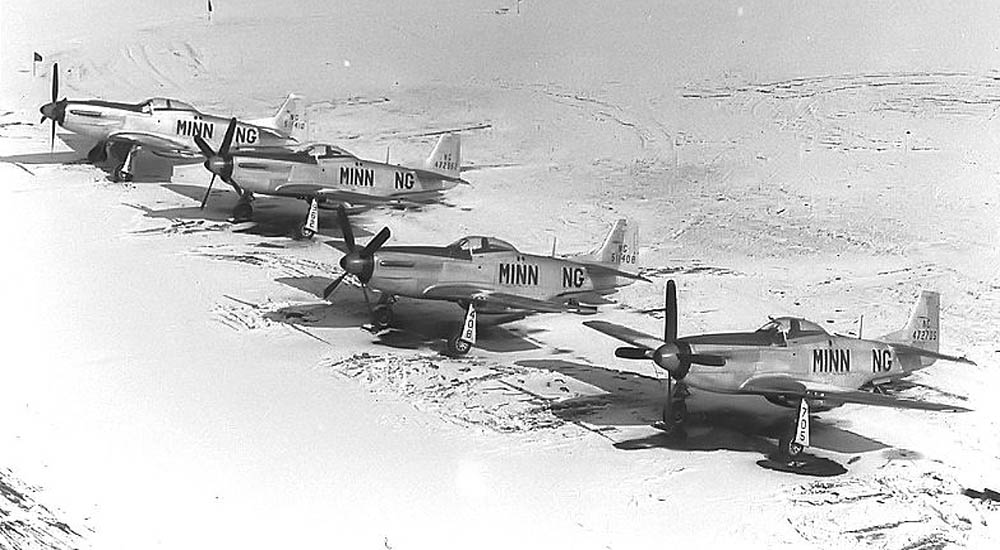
[269,275,541,354]
[1,133,181,182]
[515,358,888,458]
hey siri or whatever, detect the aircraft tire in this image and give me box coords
[296,224,316,240]
[233,202,253,222]
[373,306,393,329]
[778,433,804,458]
[446,334,472,356]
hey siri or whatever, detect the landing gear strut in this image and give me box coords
[777,398,810,458]
[294,198,320,240]
[232,192,254,222]
[656,376,689,439]
[110,143,137,182]
[87,141,108,164]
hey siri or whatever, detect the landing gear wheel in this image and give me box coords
[446,333,472,356]
[295,224,316,240]
[372,306,393,330]
[778,432,804,458]
[656,400,688,439]
[113,169,133,183]
[233,202,253,222]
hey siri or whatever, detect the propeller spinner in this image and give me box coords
[322,206,391,300]
[615,280,726,379]
[194,117,238,209]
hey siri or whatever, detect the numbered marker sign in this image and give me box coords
[794,399,810,447]
[460,304,477,344]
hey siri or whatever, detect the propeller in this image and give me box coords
[322,205,391,300]
[38,63,66,153]
[194,117,238,209]
[615,279,726,379]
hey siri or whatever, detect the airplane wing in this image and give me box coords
[886,343,977,365]
[421,284,572,313]
[272,184,445,206]
[583,320,664,350]
[106,131,194,156]
[739,375,969,412]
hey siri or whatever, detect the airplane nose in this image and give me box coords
[39,101,65,124]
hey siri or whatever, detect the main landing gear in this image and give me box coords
[232,191,254,222]
[445,303,478,357]
[777,398,810,459]
[106,142,138,183]
[655,376,690,439]
[293,198,320,240]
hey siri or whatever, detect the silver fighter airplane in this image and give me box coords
[325,208,647,355]
[37,63,305,182]
[196,121,467,239]
[586,281,973,457]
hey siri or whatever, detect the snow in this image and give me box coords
[1,1,999,548]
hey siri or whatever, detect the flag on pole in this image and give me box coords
[32,52,42,77]
[33,52,43,62]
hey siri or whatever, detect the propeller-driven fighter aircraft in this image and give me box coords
[586,281,974,458]
[324,207,647,355]
[197,120,467,239]
[37,63,305,182]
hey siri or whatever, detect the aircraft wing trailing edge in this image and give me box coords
[740,375,970,412]
[583,320,662,350]
[422,284,571,313]
[106,131,192,154]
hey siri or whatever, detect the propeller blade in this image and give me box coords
[337,205,355,252]
[200,174,217,209]
[665,280,677,343]
[686,354,726,367]
[322,272,348,300]
[360,283,373,315]
[50,118,56,153]
[361,227,391,256]
[615,347,652,360]
[51,63,59,103]
[219,117,237,156]
[193,135,215,158]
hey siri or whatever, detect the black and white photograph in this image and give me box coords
[1,1,998,548]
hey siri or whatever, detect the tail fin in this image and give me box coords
[589,219,639,267]
[271,93,308,141]
[423,134,461,178]
[881,290,940,353]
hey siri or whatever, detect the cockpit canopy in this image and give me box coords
[756,316,828,340]
[141,98,198,113]
[301,143,356,159]
[448,236,519,254]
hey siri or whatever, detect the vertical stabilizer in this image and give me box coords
[881,290,940,353]
[423,134,461,178]
[271,93,307,141]
[589,219,639,268]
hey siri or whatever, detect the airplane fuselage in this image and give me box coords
[55,99,291,156]
[227,150,460,198]
[679,333,933,403]
[367,247,629,312]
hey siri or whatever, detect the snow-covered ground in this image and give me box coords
[1,1,998,548]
